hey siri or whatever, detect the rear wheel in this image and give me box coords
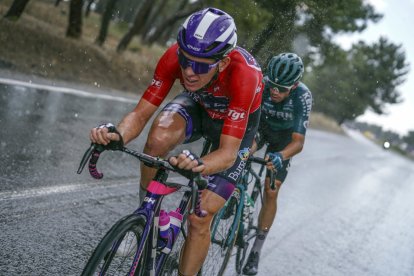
[202,189,242,276]
[249,178,263,230]
[235,230,248,274]
[235,186,262,274]
[81,214,149,276]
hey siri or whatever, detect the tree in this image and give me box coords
[141,0,169,43]
[66,0,84,38]
[95,0,117,46]
[111,0,142,23]
[205,0,271,51]
[157,0,190,45]
[304,45,367,124]
[403,131,414,146]
[381,130,401,142]
[85,0,96,17]
[116,0,153,52]
[305,38,409,124]
[349,38,408,114]
[116,0,211,51]
[244,0,382,63]
[3,0,31,20]
[249,0,297,60]
[143,0,208,46]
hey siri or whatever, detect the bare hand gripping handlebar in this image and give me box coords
[77,143,208,216]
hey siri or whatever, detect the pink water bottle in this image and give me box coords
[159,210,171,239]
[168,208,183,239]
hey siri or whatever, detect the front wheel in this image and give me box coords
[235,228,249,274]
[81,214,149,276]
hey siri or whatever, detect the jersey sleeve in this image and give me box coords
[142,44,181,106]
[293,89,313,135]
[222,59,263,139]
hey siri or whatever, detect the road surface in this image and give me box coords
[1,79,413,276]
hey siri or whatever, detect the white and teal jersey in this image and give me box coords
[260,82,312,135]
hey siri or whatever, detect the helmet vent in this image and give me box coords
[194,11,220,39]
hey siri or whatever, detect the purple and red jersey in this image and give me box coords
[142,43,263,139]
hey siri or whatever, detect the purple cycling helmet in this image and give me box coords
[177,7,237,60]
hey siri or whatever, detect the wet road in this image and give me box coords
[1,79,414,276]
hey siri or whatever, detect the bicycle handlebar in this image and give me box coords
[247,156,267,166]
[77,143,208,215]
[247,155,277,190]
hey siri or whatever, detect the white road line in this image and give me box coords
[0,77,137,103]
[0,177,187,201]
[0,180,129,201]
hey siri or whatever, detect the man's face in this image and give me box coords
[178,49,221,92]
[269,86,292,103]
[265,78,296,103]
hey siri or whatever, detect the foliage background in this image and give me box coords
[1,0,413,145]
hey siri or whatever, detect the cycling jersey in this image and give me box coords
[260,82,312,135]
[161,92,260,199]
[142,43,263,139]
[257,82,312,183]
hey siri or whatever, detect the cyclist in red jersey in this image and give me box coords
[90,7,263,275]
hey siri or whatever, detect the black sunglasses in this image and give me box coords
[265,76,293,93]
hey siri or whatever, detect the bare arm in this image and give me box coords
[280,132,305,160]
[90,98,158,145]
[200,134,241,175]
[117,99,158,145]
[169,134,241,175]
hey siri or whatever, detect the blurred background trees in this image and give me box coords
[2,0,412,147]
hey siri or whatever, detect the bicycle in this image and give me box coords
[77,142,209,275]
[203,154,276,275]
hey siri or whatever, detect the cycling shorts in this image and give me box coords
[161,92,260,200]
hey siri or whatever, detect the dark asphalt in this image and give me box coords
[1,79,414,276]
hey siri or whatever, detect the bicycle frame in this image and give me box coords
[131,176,191,275]
[77,144,207,276]
[210,157,264,242]
[207,153,279,276]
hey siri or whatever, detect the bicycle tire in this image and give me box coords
[235,176,263,274]
[159,254,179,275]
[235,232,248,274]
[160,216,206,276]
[81,214,149,276]
[202,189,242,276]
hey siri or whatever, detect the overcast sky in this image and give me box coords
[335,0,414,136]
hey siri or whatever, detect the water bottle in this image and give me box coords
[158,210,171,240]
[168,208,183,241]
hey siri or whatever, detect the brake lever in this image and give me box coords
[194,174,207,190]
[77,144,95,174]
[189,181,198,215]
